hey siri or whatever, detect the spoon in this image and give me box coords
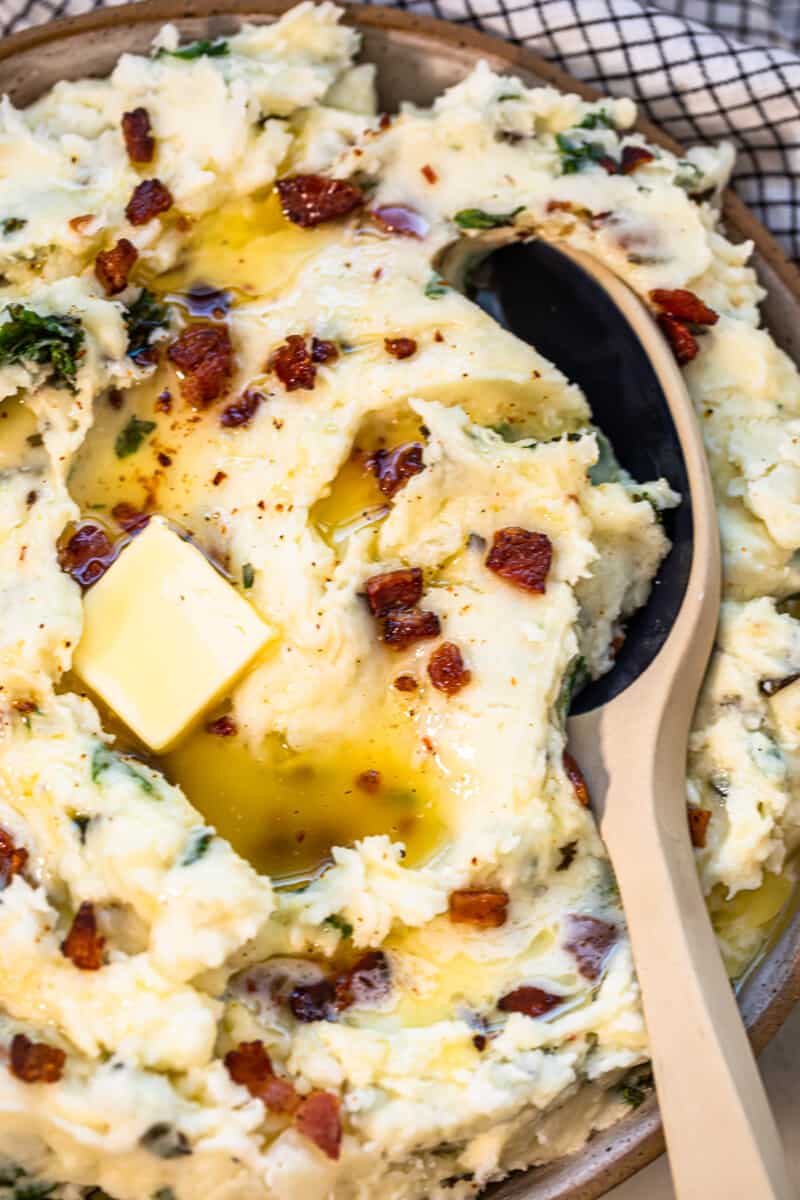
[462,238,794,1198]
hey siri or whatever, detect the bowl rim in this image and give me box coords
[0,3,798,1197]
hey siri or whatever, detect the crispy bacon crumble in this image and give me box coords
[428,642,471,695]
[94,238,138,295]
[221,389,263,428]
[688,805,711,848]
[276,174,364,228]
[58,523,116,588]
[563,750,590,807]
[224,1041,299,1114]
[367,442,425,499]
[0,828,27,890]
[271,335,317,392]
[384,337,417,359]
[167,324,233,408]
[498,986,563,1017]
[121,107,155,164]
[364,568,423,617]
[486,527,553,593]
[9,1034,65,1084]
[61,901,105,971]
[294,1091,342,1160]
[448,889,509,928]
[125,178,173,226]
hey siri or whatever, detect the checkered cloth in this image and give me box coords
[1,0,799,258]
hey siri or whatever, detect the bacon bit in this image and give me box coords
[9,1034,65,1084]
[335,950,391,1011]
[428,642,471,695]
[294,1091,342,1160]
[370,205,429,238]
[69,214,94,234]
[12,699,36,714]
[356,769,381,794]
[598,156,619,174]
[125,178,173,226]
[219,388,261,429]
[472,1033,487,1051]
[94,238,138,296]
[364,568,423,617]
[434,330,444,343]
[381,607,440,649]
[366,442,425,499]
[58,523,116,588]
[25,490,37,507]
[271,335,316,392]
[61,902,105,971]
[393,674,417,692]
[498,985,563,1017]
[158,452,172,467]
[276,174,364,228]
[155,389,172,413]
[212,470,227,486]
[111,501,149,534]
[167,323,233,408]
[207,714,237,737]
[378,113,392,130]
[421,164,438,184]
[0,828,27,890]
[546,199,575,213]
[649,288,718,326]
[657,314,698,366]
[289,979,335,1023]
[563,750,590,807]
[224,1041,299,1114]
[620,145,655,174]
[448,889,509,928]
[311,338,338,364]
[688,804,711,848]
[564,914,617,980]
[486,527,553,594]
[384,337,417,360]
[121,107,155,164]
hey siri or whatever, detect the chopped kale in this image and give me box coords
[578,110,615,130]
[497,92,522,102]
[115,414,156,459]
[588,430,621,485]
[181,828,213,866]
[324,913,354,939]
[91,743,157,797]
[674,160,704,191]
[123,288,170,361]
[555,133,612,175]
[0,305,84,392]
[157,38,229,60]
[241,562,255,589]
[1,218,26,235]
[453,206,523,230]
[557,656,590,723]
[424,273,449,299]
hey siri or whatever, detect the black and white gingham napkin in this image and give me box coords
[1,0,799,259]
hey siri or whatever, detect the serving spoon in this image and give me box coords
[449,238,794,1198]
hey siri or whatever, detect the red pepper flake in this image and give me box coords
[688,804,711,848]
[58,523,116,588]
[367,442,424,499]
[220,388,262,429]
[294,1091,342,1160]
[381,607,440,649]
[276,174,364,228]
[384,337,417,360]
[110,502,150,534]
[94,238,138,296]
[61,902,105,971]
[224,1041,299,1114]
[0,828,27,890]
[428,642,471,695]
[355,769,381,794]
[311,338,338,364]
[121,107,155,164]
[167,323,233,408]
[335,950,391,1011]
[393,674,417,692]
[420,164,438,184]
[364,568,423,617]
[370,205,429,239]
[448,889,509,928]
[564,914,617,980]
[620,145,655,174]
[207,714,237,737]
[9,1034,65,1084]
[486,527,553,594]
[563,750,590,807]
[125,178,173,226]
[498,985,563,1017]
[649,288,718,326]
[657,313,698,366]
[271,335,316,392]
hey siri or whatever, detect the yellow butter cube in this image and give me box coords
[74,517,272,752]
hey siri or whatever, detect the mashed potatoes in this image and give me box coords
[0,5,797,1198]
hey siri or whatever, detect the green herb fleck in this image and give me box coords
[497,92,522,102]
[578,110,615,130]
[557,656,590,723]
[324,913,354,939]
[241,562,255,589]
[157,38,228,60]
[555,133,612,175]
[12,1183,57,1200]
[115,414,156,459]
[588,431,621,485]
[675,160,703,192]
[424,273,449,299]
[0,304,84,392]
[123,288,170,361]
[1,218,26,235]
[181,828,213,866]
[91,743,157,796]
[619,1084,647,1108]
[453,206,523,230]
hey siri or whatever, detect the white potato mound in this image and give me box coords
[0,4,796,1198]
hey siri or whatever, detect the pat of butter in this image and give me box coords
[74,518,272,752]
